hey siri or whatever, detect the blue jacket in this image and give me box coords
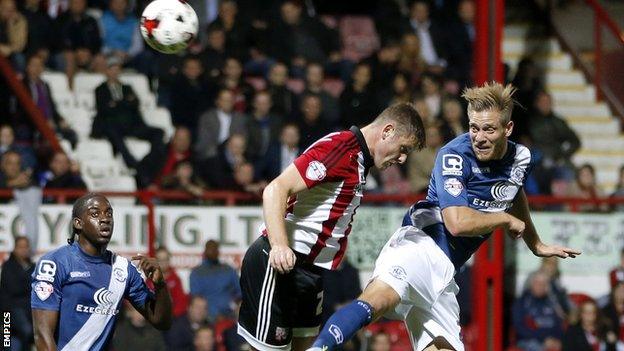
[512,292,564,343]
[190,260,241,321]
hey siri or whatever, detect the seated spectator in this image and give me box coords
[23,55,78,148]
[153,127,192,187]
[155,246,188,318]
[301,62,340,125]
[397,32,426,85]
[378,73,412,108]
[611,165,624,211]
[408,1,447,74]
[112,303,167,351]
[511,57,543,142]
[54,0,102,77]
[195,89,248,161]
[609,248,624,289]
[408,125,443,193]
[100,0,144,69]
[322,257,362,324]
[0,125,37,170]
[438,97,467,142]
[232,162,266,195]
[340,62,379,129]
[412,95,434,127]
[246,91,282,163]
[603,282,624,342]
[92,56,166,187]
[255,122,301,182]
[164,295,210,351]
[161,160,206,198]
[266,62,295,119]
[200,27,227,81]
[421,73,443,118]
[170,56,215,132]
[20,0,54,60]
[39,151,86,190]
[524,257,571,316]
[190,240,241,322]
[0,150,33,189]
[566,163,607,212]
[530,90,580,195]
[219,57,254,113]
[0,0,27,71]
[206,0,249,62]
[297,94,329,150]
[193,325,216,351]
[0,236,34,351]
[512,271,565,351]
[202,133,247,188]
[563,299,620,351]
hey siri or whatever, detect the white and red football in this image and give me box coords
[140,0,198,54]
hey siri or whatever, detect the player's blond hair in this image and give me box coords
[461,82,517,124]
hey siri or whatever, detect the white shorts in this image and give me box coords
[371,226,464,351]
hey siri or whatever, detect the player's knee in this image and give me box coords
[359,279,401,320]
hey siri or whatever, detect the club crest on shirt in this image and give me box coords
[34,281,54,301]
[444,178,463,197]
[510,167,526,185]
[113,267,127,282]
[306,161,326,181]
[389,265,407,281]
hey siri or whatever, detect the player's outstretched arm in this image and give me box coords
[33,309,59,351]
[509,190,581,259]
[262,164,308,274]
[441,205,518,237]
[132,255,173,330]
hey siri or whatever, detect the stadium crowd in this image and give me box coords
[1,0,624,350]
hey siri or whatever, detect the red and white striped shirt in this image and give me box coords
[261,127,374,270]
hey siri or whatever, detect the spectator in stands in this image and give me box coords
[340,62,379,129]
[161,160,206,198]
[155,246,188,318]
[153,127,192,186]
[369,332,391,351]
[23,55,78,148]
[524,257,571,316]
[512,271,565,351]
[246,91,282,163]
[397,33,426,85]
[297,94,329,150]
[200,27,227,81]
[190,239,242,322]
[364,40,400,95]
[40,151,86,190]
[0,150,32,189]
[206,0,249,62]
[563,299,620,351]
[611,165,624,211]
[202,133,246,188]
[92,56,166,186]
[55,0,102,77]
[195,88,248,162]
[378,73,412,109]
[603,282,624,342]
[0,236,34,351]
[219,57,254,114]
[421,73,443,118]
[0,0,27,71]
[170,56,214,133]
[511,57,543,142]
[100,0,144,68]
[255,122,300,182]
[609,248,624,289]
[439,97,468,142]
[444,0,475,88]
[266,62,295,119]
[193,325,216,351]
[408,0,447,74]
[0,125,37,170]
[322,257,362,324]
[232,162,266,195]
[530,90,581,195]
[164,295,209,351]
[20,0,54,60]
[408,125,443,193]
[567,163,607,212]
[412,95,434,127]
[301,62,340,125]
[365,320,411,351]
[113,303,167,351]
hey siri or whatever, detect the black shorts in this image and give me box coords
[238,236,324,350]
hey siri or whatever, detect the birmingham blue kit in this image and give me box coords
[31,242,154,350]
[403,133,534,270]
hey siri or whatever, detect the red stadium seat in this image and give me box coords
[568,292,594,307]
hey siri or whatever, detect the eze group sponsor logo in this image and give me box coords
[490,181,518,202]
[75,287,119,316]
[94,287,116,307]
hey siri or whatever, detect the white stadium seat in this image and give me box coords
[124,138,151,161]
[41,71,70,95]
[120,73,151,99]
[75,139,114,160]
[73,73,106,93]
[144,107,174,140]
[75,92,96,111]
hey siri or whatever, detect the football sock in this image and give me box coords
[312,299,373,349]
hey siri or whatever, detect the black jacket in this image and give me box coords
[0,253,35,313]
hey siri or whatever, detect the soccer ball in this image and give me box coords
[140,0,198,54]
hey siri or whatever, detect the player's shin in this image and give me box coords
[309,300,373,350]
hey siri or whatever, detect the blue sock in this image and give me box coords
[313,300,373,349]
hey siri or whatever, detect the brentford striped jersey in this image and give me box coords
[261,126,374,270]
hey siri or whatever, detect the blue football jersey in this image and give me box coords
[403,133,534,270]
[31,242,153,351]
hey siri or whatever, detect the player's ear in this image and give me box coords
[382,124,395,140]
[505,120,514,137]
[73,217,82,231]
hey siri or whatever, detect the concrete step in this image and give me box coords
[563,115,612,123]
[567,119,620,135]
[503,37,562,55]
[554,102,612,117]
[544,70,586,86]
[550,86,596,103]
[581,136,624,151]
[504,52,573,71]
[573,152,624,169]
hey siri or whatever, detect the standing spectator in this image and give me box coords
[301,62,340,126]
[164,296,210,351]
[297,94,329,150]
[200,27,227,81]
[40,151,86,190]
[160,160,206,198]
[112,304,167,351]
[100,0,144,67]
[155,246,189,318]
[55,0,102,77]
[603,282,624,342]
[438,97,467,142]
[20,0,54,60]
[397,33,426,85]
[609,248,624,289]
[195,89,248,161]
[0,236,34,351]
[206,0,249,61]
[92,56,166,186]
[444,0,475,88]
[408,0,447,74]
[23,55,78,148]
[0,0,27,71]
[266,62,296,119]
[512,272,565,351]
[255,122,301,182]
[219,57,254,113]
[340,62,379,129]
[407,125,443,193]
[246,91,282,163]
[202,133,247,188]
[170,56,215,132]
[190,240,242,322]
[194,326,216,351]
[153,127,192,186]
[563,299,620,351]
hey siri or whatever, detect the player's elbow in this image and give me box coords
[445,221,464,237]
